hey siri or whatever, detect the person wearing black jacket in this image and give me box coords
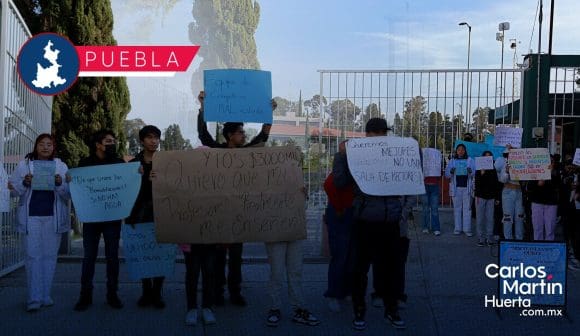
[125,125,167,309]
[196,91,275,307]
[474,151,501,246]
[74,130,126,311]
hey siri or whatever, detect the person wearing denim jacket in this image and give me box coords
[444,144,476,236]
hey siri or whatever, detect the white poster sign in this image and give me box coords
[422,148,442,177]
[475,156,494,170]
[494,126,523,148]
[346,136,425,196]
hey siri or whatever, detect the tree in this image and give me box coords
[401,96,428,147]
[124,118,147,156]
[303,95,327,119]
[358,103,385,131]
[162,124,193,151]
[329,99,361,139]
[272,96,295,117]
[14,0,131,167]
[471,107,493,141]
[189,0,261,96]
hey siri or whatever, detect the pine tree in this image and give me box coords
[13,0,131,167]
[162,124,193,150]
[189,0,261,96]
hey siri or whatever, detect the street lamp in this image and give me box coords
[497,22,510,123]
[459,22,472,130]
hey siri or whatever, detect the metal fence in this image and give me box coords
[305,68,525,209]
[547,66,580,157]
[1,0,53,277]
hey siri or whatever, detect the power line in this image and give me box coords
[527,0,541,53]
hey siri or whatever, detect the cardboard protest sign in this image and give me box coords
[122,223,176,281]
[204,69,272,124]
[68,162,141,222]
[573,148,580,166]
[422,148,442,177]
[507,148,551,181]
[499,241,566,306]
[346,136,425,196]
[31,160,55,191]
[152,147,306,244]
[454,160,468,176]
[475,156,494,170]
[494,126,523,148]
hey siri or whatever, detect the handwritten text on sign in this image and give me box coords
[499,241,566,306]
[475,156,494,170]
[152,147,306,244]
[494,126,523,148]
[122,223,176,281]
[203,69,272,124]
[31,160,55,191]
[68,162,141,222]
[422,148,441,177]
[346,136,425,196]
[507,148,551,181]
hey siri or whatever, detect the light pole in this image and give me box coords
[497,22,510,124]
[459,22,472,131]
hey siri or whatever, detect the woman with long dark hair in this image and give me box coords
[8,134,71,312]
[445,144,476,236]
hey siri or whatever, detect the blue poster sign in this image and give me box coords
[68,162,141,222]
[122,223,176,281]
[203,69,273,123]
[31,160,56,191]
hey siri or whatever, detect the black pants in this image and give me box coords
[352,220,401,315]
[372,236,409,301]
[215,243,243,297]
[184,244,216,309]
[80,221,121,293]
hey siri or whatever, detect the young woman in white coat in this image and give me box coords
[445,144,476,236]
[8,134,71,312]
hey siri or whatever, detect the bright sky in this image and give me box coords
[111,0,580,142]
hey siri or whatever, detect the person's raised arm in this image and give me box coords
[247,99,277,146]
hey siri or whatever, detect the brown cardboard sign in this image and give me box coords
[152,146,307,243]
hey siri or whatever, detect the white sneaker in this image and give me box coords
[42,297,54,307]
[26,301,41,312]
[422,229,429,234]
[185,309,198,326]
[434,231,441,236]
[327,298,341,312]
[465,232,474,237]
[202,308,216,325]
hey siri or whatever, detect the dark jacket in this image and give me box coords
[125,152,154,224]
[332,151,402,224]
[527,177,560,205]
[474,169,501,200]
[197,110,268,148]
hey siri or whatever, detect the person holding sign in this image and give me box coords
[421,148,442,236]
[445,144,475,236]
[125,125,169,309]
[333,118,406,330]
[74,130,126,311]
[197,90,277,307]
[527,156,561,241]
[498,146,525,240]
[8,134,71,312]
[474,151,501,246]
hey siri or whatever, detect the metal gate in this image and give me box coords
[1,0,53,277]
[305,68,525,209]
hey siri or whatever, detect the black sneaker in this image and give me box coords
[352,310,366,331]
[292,308,320,326]
[385,310,406,329]
[230,294,247,307]
[106,293,124,309]
[151,294,166,309]
[74,294,92,312]
[137,293,151,307]
[214,294,225,306]
[266,309,281,327]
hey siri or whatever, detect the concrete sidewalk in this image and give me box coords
[1,211,579,335]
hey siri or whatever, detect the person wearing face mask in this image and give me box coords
[74,130,126,312]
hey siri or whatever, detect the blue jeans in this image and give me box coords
[324,205,355,299]
[476,197,495,242]
[421,184,441,232]
[502,188,524,240]
[80,221,121,293]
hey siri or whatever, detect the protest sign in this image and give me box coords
[573,148,580,166]
[0,167,10,212]
[31,160,55,191]
[68,162,141,222]
[484,134,495,146]
[122,223,176,281]
[507,148,551,181]
[475,156,494,170]
[454,159,468,176]
[494,126,523,148]
[346,136,425,196]
[152,147,306,244]
[454,140,505,159]
[499,241,566,306]
[204,69,272,124]
[422,148,442,177]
